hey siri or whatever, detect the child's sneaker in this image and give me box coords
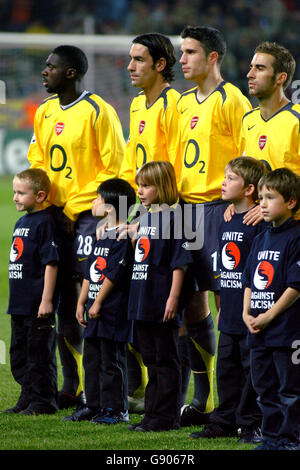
[91,408,129,424]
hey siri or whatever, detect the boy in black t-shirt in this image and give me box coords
[190,157,267,442]
[64,178,136,424]
[5,168,59,415]
[243,168,300,450]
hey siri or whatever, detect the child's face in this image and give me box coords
[13,177,40,213]
[92,194,106,217]
[221,169,247,203]
[259,185,296,227]
[137,182,159,208]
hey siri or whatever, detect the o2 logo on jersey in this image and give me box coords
[258,135,267,150]
[55,122,65,136]
[253,261,274,290]
[90,256,107,282]
[221,242,240,270]
[139,120,146,134]
[190,116,199,130]
[135,237,150,262]
[10,237,24,262]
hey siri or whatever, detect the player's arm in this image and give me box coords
[64,106,126,221]
[163,266,186,322]
[76,278,89,327]
[163,97,182,182]
[88,277,115,319]
[27,111,46,169]
[242,286,256,333]
[37,262,58,318]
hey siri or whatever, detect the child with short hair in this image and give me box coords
[5,168,59,415]
[127,161,192,432]
[190,156,267,442]
[242,168,300,450]
[64,178,136,424]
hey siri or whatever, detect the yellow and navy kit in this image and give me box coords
[119,87,181,190]
[241,102,300,174]
[28,91,125,221]
[177,81,251,203]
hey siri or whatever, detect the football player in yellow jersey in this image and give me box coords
[177,26,251,430]
[241,41,300,224]
[119,33,181,414]
[27,45,125,420]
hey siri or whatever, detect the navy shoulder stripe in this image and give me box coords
[84,93,100,124]
[38,94,58,108]
[286,102,300,125]
[242,108,258,122]
[217,81,227,105]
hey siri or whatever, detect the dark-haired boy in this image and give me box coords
[243,168,300,450]
[63,178,136,424]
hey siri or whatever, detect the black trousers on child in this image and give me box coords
[251,346,300,443]
[210,332,261,429]
[135,320,181,430]
[10,314,58,412]
[83,336,128,412]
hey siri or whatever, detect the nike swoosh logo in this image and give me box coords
[248,125,256,131]
[181,108,189,114]
[78,257,88,262]
[45,113,53,119]
[132,109,140,112]
[214,274,221,279]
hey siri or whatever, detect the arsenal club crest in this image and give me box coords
[139,120,145,134]
[259,135,267,150]
[190,116,199,130]
[55,122,64,136]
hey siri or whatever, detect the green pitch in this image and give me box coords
[0,176,254,452]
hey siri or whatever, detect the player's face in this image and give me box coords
[42,53,68,94]
[13,177,39,213]
[221,169,247,203]
[259,185,295,227]
[137,183,159,208]
[180,38,209,82]
[128,43,158,89]
[247,53,277,99]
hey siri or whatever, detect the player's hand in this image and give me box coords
[163,296,178,322]
[76,305,87,327]
[88,301,101,319]
[243,205,263,226]
[96,222,108,240]
[37,300,53,318]
[224,203,235,222]
[116,222,139,241]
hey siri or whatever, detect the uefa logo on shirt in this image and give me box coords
[90,256,107,282]
[10,237,24,262]
[258,135,267,150]
[135,237,150,262]
[253,260,274,290]
[221,242,240,270]
[190,116,199,130]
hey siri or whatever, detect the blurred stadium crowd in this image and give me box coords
[1,0,300,133]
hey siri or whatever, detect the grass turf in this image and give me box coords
[0,176,256,452]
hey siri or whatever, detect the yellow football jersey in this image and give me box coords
[177,81,251,203]
[242,102,300,174]
[27,92,125,221]
[119,87,181,190]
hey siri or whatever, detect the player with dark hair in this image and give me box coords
[177,25,251,426]
[27,44,125,413]
[119,33,181,412]
[225,41,300,226]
